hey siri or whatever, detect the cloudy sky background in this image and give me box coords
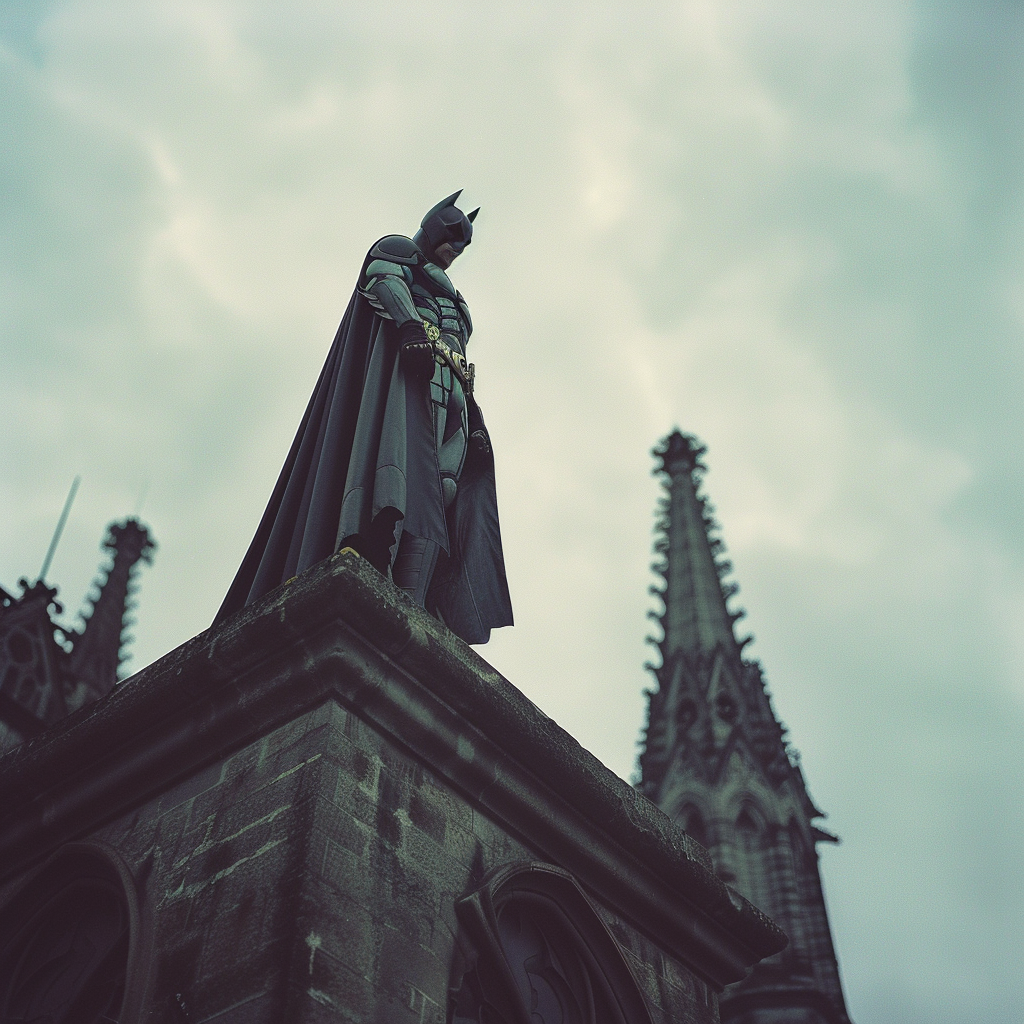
[2,2,1022,1020]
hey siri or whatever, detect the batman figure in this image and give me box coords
[215,192,513,644]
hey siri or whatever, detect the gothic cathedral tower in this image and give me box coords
[637,431,852,1024]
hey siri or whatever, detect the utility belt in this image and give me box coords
[422,320,475,395]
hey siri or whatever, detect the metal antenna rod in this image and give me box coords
[39,476,81,582]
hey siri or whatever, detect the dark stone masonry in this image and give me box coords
[0,552,784,1023]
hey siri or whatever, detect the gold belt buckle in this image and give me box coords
[421,321,475,394]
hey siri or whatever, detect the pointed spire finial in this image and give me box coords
[650,431,737,660]
[653,431,705,478]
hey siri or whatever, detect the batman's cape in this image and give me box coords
[214,289,512,645]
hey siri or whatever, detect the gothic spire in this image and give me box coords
[650,431,745,662]
[639,431,852,1024]
[67,518,156,703]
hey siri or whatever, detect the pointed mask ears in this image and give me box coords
[416,190,479,253]
[420,190,464,228]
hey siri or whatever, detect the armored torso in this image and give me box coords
[359,235,472,356]
[358,235,474,515]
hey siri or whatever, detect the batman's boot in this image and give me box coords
[392,532,441,607]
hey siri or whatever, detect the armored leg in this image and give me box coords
[392,532,441,606]
[434,356,468,510]
[393,341,469,609]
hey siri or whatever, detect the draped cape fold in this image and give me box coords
[215,289,513,644]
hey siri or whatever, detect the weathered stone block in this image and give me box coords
[315,797,372,858]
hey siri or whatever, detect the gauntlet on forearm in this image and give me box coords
[396,319,435,379]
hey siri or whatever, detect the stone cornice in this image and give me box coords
[0,553,785,989]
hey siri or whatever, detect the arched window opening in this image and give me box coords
[494,893,597,1024]
[735,800,766,838]
[0,844,137,1024]
[450,862,652,1024]
[736,809,758,834]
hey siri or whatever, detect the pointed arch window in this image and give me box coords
[450,862,652,1024]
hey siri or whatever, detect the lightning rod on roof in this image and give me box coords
[38,475,81,583]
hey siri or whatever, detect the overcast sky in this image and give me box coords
[2,2,1022,1021]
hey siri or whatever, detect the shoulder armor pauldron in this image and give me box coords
[365,259,413,286]
[368,235,422,265]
